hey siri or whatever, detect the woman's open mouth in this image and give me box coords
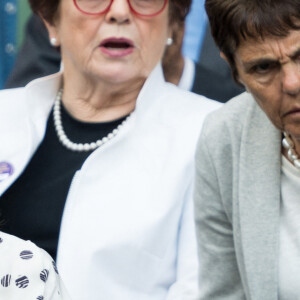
[100,38,135,57]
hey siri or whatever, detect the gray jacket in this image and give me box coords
[194,92,282,299]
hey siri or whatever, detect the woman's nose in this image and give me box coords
[105,0,131,24]
[282,63,300,95]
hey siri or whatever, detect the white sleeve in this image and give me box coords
[39,248,72,300]
[166,180,199,300]
[0,232,71,300]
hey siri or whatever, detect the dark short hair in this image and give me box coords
[29,0,191,25]
[205,0,300,83]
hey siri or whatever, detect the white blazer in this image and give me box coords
[0,64,221,300]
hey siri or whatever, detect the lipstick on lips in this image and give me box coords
[100,37,135,57]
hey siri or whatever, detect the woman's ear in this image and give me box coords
[42,17,60,47]
[220,51,246,88]
[235,74,249,90]
[236,76,245,88]
[166,22,176,46]
[220,51,228,63]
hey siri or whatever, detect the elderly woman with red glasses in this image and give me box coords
[0,0,220,299]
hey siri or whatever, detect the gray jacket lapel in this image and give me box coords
[238,102,281,299]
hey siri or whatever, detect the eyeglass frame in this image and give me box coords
[72,0,169,17]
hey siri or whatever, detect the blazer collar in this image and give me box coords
[238,100,281,299]
[134,62,165,118]
[0,64,166,194]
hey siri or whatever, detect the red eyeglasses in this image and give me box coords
[73,0,168,17]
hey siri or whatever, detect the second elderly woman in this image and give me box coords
[194,0,300,299]
[0,0,220,299]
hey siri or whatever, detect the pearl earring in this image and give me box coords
[166,37,173,46]
[50,37,57,46]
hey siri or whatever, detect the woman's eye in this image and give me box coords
[252,62,276,74]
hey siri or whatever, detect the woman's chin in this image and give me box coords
[90,66,145,86]
[102,72,138,85]
[284,124,300,142]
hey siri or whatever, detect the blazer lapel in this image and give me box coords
[238,103,281,299]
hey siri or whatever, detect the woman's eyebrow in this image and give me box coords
[289,48,300,60]
[243,48,300,70]
[242,58,278,70]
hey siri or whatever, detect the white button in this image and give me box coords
[5,43,16,54]
[5,2,17,14]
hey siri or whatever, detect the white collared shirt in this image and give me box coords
[279,156,300,299]
[178,57,195,91]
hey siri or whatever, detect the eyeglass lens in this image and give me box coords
[75,0,167,16]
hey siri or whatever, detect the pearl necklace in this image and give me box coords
[53,89,132,152]
[282,132,300,169]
